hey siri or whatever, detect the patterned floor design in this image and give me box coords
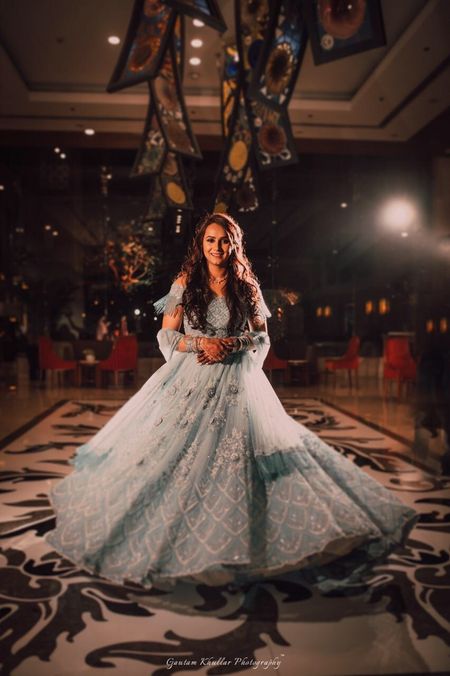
[0,397,449,676]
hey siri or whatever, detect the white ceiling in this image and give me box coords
[0,0,449,144]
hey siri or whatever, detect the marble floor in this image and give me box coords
[1,396,449,675]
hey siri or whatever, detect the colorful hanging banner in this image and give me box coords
[247,97,298,169]
[107,0,175,92]
[234,0,270,85]
[151,35,202,159]
[163,0,227,33]
[130,87,166,177]
[233,160,260,212]
[173,13,185,80]
[159,152,193,210]
[220,43,241,137]
[303,0,386,65]
[144,177,167,221]
[249,0,307,109]
[214,89,254,211]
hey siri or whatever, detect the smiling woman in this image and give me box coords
[45,211,418,591]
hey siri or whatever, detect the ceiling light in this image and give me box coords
[44,224,52,230]
[60,153,66,159]
[189,56,201,66]
[54,147,60,154]
[193,19,204,27]
[0,185,4,191]
[401,231,409,238]
[191,38,203,48]
[52,230,59,236]
[340,202,348,208]
[84,128,95,136]
[108,36,120,45]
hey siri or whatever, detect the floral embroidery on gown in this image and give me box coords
[46,281,419,591]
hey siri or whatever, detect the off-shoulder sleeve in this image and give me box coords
[153,281,185,316]
[257,289,271,319]
[251,287,271,322]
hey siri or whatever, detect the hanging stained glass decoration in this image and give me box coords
[249,0,307,109]
[144,177,167,221]
[234,162,260,212]
[304,0,386,65]
[222,93,252,188]
[130,88,166,177]
[107,0,175,92]
[163,0,227,33]
[213,90,255,210]
[220,43,241,137]
[159,152,193,209]
[214,184,233,213]
[173,13,185,81]
[235,0,270,85]
[247,97,298,169]
[151,37,202,159]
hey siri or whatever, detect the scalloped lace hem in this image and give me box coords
[45,508,419,592]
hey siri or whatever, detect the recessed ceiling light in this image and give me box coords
[0,185,4,191]
[193,19,204,27]
[189,56,201,66]
[60,153,66,159]
[108,35,120,45]
[54,147,60,153]
[191,38,203,48]
[52,230,59,236]
[84,128,95,136]
[44,224,52,230]
[340,202,348,208]
[401,231,409,238]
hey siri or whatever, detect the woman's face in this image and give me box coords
[202,222,232,268]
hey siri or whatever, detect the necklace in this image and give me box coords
[209,272,228,285]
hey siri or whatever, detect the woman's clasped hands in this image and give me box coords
[197,336,236,365]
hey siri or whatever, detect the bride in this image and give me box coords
[46,212,418,591]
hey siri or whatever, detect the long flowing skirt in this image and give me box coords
[46,351,419,591]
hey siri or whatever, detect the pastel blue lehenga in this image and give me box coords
[46,281,419,591]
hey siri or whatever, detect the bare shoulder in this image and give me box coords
[174,272,187,288]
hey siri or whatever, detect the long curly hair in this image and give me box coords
[178,213,260,333]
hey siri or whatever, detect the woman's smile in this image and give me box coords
[202,223,232,267]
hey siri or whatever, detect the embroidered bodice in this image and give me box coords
[184,295,232,338]
[155,282,270,338]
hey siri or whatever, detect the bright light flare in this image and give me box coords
[380,199,416,231]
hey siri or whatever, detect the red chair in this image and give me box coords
[98,335,138,387]
[383,336,416,398]
[38,336,76,386]
[263,347,289,384]
[324,336,360,388]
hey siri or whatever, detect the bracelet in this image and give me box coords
[184,335,203,353]
[231,333,254,353]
